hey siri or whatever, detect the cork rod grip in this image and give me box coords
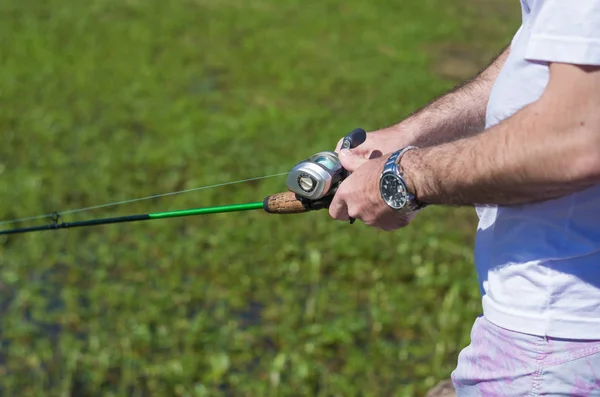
[263,192,309,214]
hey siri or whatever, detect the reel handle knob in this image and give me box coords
[341,128,366,150]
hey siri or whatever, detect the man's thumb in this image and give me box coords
[339,149,368,172]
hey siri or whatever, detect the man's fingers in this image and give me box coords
[339,149,369,172]
[328,195,350,221]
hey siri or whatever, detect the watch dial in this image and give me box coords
[381,175,407,209]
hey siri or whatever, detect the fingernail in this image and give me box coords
[340,149,351,156]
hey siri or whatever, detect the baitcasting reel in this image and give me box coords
[285,128,367,208]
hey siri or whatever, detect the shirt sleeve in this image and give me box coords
[525,0,600,65]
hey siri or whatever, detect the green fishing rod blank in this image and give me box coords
[150,202,264,219]
[0,191,322,236]
[0,202,265,236]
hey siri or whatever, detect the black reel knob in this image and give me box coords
[341,128,367,150]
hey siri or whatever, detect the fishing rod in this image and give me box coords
[0,128,367,236]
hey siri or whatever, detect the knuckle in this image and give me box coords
[334,189,347,201]
[328,201,346,221]
[348,209,359,220]
[328,206,337,219]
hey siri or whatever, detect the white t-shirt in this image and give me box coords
[475,0,600,339]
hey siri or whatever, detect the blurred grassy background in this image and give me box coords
[0,0,520,395]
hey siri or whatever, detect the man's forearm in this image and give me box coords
[401,71,600,207]
[392,46,510,147]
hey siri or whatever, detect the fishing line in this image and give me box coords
[0,172,287,226]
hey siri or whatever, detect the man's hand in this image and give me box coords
[328,150,417,231]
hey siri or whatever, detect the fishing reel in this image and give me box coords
[285,128,367,209]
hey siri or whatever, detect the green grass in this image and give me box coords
[0,0,520,395]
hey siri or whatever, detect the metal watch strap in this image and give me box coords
[385,146,427,211]
[386,146,418,168]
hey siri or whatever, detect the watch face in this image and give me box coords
[380,174,408,209]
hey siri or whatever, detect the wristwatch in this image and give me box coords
[379,146,427,213]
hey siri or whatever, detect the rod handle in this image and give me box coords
[263,192,332,214]
[263,192,309,214]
